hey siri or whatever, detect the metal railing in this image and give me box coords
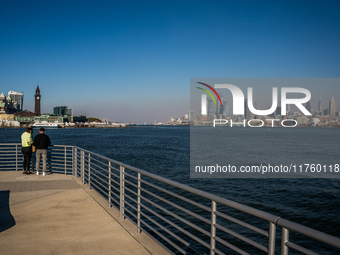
[1,143,340,254]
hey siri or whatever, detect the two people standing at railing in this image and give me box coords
[21,127,51,176]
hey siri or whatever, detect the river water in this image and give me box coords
[1,126,339,254]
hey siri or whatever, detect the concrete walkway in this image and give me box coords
[0,171,170,255]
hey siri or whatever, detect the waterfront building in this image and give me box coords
[8,91,23,112]
[0,92,17,114]
[67,114,88,123]
[329,95,336,117]
[14,110,37,124]
[54,106,69,116]
[34,85,41,116]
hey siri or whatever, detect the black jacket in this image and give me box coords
[33,134,51,149]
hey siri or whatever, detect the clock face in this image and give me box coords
[37,96,40,100]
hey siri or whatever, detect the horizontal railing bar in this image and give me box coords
[124,186,138,197]
[90,171,109,186]
[109,171,120,180]
[110,189,120,199]
[124,171,138,181]
[277,218,340,249]
[90,179,109,193]
[140,205,211,249]
[110,183,120,193]
[213,248,226,255]
[124,179,138,190]
[141,187,211,225]
[51,167,72,171]
[285,242,319,255]
[124,193,138,205]
[140,210,205,255]
[124,207,138,220]
[89,182,108,198]
[87,161,109,175]
[140,218,186,254]
[89,165,110,178]
[88,157,110,169]
[141,179,211,213]
[124,200,137,213]
[109,196,119,206]
[109,177,120,187]
[215,211,268,237]
[214,223,268,253]
[140,196,211,237]
[214,236,250,255]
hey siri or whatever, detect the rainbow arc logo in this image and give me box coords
[196,82,223,106]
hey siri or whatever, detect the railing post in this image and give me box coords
[81,150,85,184]
[64,147,67,175]
[210,201,216,255]
[108,161,112,208]
[15,144,18,171]
[137,172,141,234]
[268,222,276,255]
[88,153,91,189]
[281,227,289,255]
[120,165,125,220]
[73,147,76,177]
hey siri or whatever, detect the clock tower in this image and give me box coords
[34,85,41,116]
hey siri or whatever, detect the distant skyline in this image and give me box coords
[1,0,340,123]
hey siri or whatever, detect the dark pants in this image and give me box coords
[22,147,32,171]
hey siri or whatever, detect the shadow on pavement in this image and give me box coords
[0,190,16,232]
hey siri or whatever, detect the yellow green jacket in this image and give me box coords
[21,132,33,147]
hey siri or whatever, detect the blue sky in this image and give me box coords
[1,0,339,123]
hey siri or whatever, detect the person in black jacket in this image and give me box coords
[33,128,51,176]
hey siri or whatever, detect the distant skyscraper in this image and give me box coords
[34,85,41,116]
[189,110,195,121]
[207,98,213,118]
[54,106,68,116]
[318,97,323,116]
[287,104,290,115]
[244,98,248,119]
[329,95,336,117]
[222,99,227,115]
[8,91,23,111]
[67,108,73,116]
[216,93,224,116]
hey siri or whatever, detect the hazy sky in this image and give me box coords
[1,0,339,123]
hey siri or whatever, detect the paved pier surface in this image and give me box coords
[0,171,169,255]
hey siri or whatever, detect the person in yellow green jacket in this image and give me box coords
[21,127,33,174]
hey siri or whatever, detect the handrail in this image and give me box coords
[1,143,340,255]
